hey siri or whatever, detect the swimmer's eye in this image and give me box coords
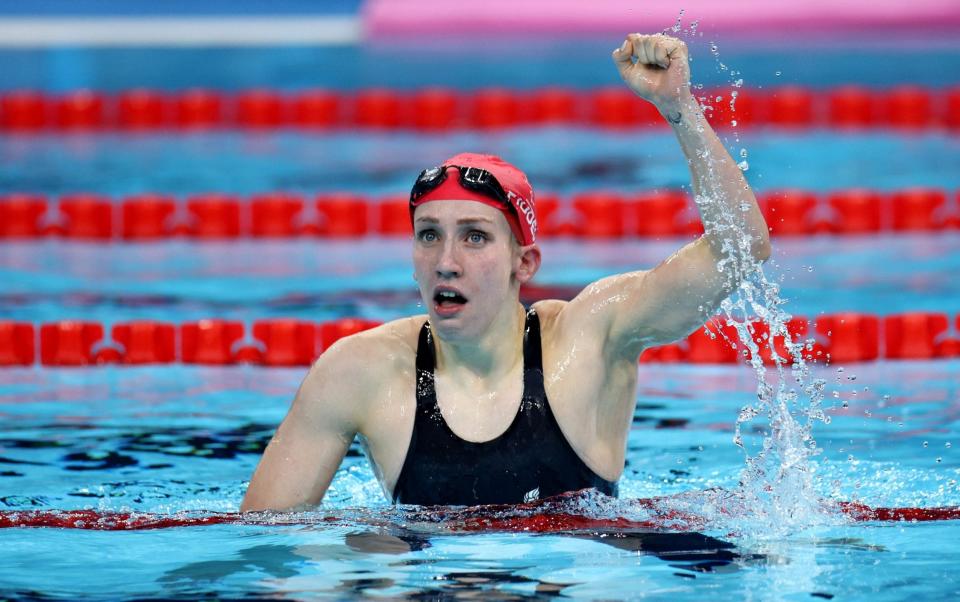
[466,230,489,244]
[416,229,439,243]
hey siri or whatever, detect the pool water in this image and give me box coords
[2,33,960,602]
[0,355,957,599]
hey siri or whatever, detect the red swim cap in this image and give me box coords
[409,152,538,245]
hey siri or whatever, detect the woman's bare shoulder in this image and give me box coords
[531,299,568,333]
[307,315,426,384]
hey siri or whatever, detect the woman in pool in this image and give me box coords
[241,32,771,510]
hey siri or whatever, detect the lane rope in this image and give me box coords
[2,311,959,367]
[1,498,957,531]
[2,187,959,240]
[2,86,958,131]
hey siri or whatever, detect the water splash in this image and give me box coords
[663,15,834,537]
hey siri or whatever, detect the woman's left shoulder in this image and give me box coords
[530,299,568,332]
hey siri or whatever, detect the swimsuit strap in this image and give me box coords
[414,319,436,407]
[521,308,546,411]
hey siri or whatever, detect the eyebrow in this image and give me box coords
[414,217,496,225]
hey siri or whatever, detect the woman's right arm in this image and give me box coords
[240,339,366,512]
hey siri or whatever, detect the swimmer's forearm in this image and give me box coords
[663,94,770,262]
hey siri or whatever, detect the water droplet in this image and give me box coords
[775,70,782,76]
[922,441,929,448]
[737,160,749,171]
[672,9,684,32]
[739,148,748,159]
[806,266,814,272]
[936,457,942,463]
[946,442,952,449]
[730,119,738,127]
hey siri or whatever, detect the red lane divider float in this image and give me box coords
[113,321,176,364]
[122,194,177,239]
[2,499,959,531]
[118,89,170,129]
[39,321,105,366]
[250,192,305,237]
[2,86,959,132]
[638,311,960,365]
[0,318,384,367]
[175,89,223,128]
[59,193,113,239]
[55,90,105,130]
[1,313,958,367]
[0,90,48,130]
[186,194,242,238]
[2,187,958,241]
[0,193,47,237]
[0,322,34,365]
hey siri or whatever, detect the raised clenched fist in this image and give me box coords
[612,33,692,116]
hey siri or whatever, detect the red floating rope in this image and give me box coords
[2,499,957,532]
[1,187,958,241]
[1,311,959,367]
[1,86,958,132]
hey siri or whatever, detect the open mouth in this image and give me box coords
[433,288,468,315]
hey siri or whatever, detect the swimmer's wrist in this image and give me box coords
[658,95,701,128]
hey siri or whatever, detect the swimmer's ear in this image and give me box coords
[513,245,541,284]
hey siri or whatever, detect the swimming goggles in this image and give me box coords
[409,164,510,206]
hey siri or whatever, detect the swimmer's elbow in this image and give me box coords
[753,235,772,263]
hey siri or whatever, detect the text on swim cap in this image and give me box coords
[508,191,538,238]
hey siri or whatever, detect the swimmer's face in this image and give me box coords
[413,200,540,339]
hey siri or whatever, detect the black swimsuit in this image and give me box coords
[392,309,619,506]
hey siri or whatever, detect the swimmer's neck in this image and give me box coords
[433,302,526,380]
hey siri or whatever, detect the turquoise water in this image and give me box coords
[0,356,957,599]
[2,37,960,600]
[2,131,958,196]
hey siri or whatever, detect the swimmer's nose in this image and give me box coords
[435,240,462,278]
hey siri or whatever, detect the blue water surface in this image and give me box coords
[1,37,959,602]
[0,358,957,600]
